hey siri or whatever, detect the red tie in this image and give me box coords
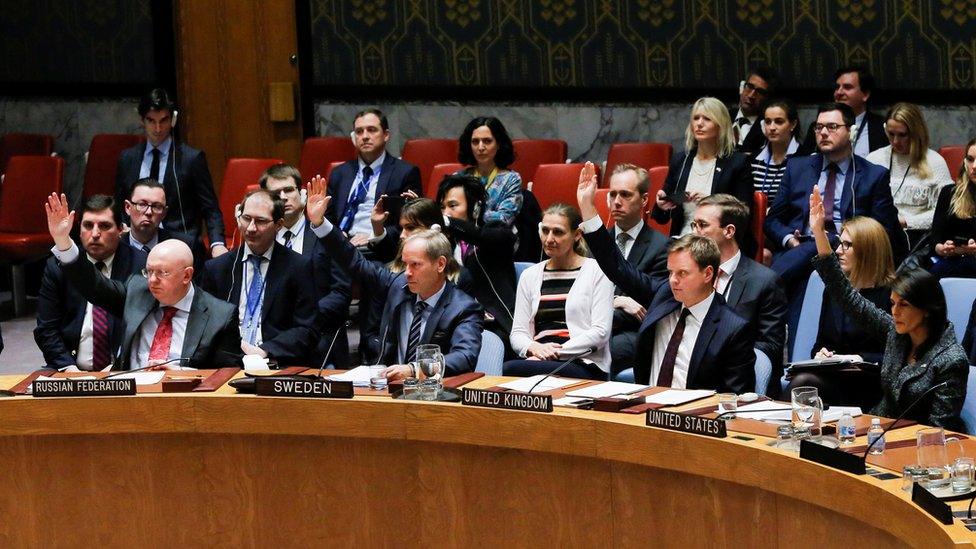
[657,309,690,387]
[148,307,178,362]
[91,261,111,370]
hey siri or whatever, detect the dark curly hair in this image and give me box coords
[457,116,515,169]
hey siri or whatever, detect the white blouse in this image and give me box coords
[679,156,717,234]
[866,146,954,230]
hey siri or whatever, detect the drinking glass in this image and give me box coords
[717,393,738,419]
[791,387,822,439]
[951,457,975,494]
[916,427,964,488]
[368,365,387,391]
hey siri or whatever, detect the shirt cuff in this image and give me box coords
[51,241,80,264]
[368,228,387,244]
[781,234,794,247]
[310,218,335,239]
[210,241,226,249]
[579,215,604,234]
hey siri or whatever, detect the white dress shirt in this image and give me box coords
[714,251,741,296]
[128,232,159,252]
[76,254,114,370]
[733,109,757,146]
[614,219,645,260]
[648,291,716,388]
[348,152,386,236]
[397,281,447,364]
[680,157,716,234]
[238,244,274,345]
[277,215,306,255]
[139,137,172,180]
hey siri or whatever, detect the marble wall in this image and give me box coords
[0,97,141,205]
[315,102,976,167]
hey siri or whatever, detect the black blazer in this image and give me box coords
[318,227,483,374]
[34,244,147,367]
[611,223,669,333]
[198,243,318,366]
[59,253,241,370]
[299,221,353,368]
[802,110,887,155]
[728,106,766,156]
[650,150,755,237]
[115,141,224,244]
[583,226,755,391]
[120,228,206,273]
[324,154,422,230]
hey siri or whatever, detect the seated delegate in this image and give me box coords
[929,138,976,279]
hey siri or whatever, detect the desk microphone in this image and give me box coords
[103,357,190,378]
[525,347,597,394]
[861,380,949,459]
[714,408,795,419]
[316,320,351,378]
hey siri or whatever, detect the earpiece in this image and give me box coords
[850,124,857,136]
[606,192,612,209]
[472,201,482,221]
[349,131,356,145]
[171,110,179,128]
[235,202,243,219]
[738,80,745,94]
[300,187,308,205]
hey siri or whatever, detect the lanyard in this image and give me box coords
[242,258,268,334]
[887,154,911,196]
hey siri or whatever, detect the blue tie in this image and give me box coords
[243,255,265,344]
[340,166,373,233]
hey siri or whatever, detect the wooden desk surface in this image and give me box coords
[0,373,973,547]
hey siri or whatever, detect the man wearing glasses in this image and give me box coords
[43,193,241,370]
[765,102,904,297]
[730,67,780,155]
[198,190,318,366]
[35,195,148,370]
[122,178,196,254]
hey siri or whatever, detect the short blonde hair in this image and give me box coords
[841,216,895,289]
[401,229,461,279]
[684,97,735,158]
[885,102,932,179]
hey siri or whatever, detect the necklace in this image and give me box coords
[691,157,715,177]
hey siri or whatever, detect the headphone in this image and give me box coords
[171,110,179,128]
[300,187,308,205]
[738,80,745,94]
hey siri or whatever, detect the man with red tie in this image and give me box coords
[44,193,241,370]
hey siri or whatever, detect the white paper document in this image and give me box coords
[643,389,715,406]
[327,366,375,387]
[565,381,648,399]
[822,406,863,423]
[108,371,166,385]
[735,400,793,422]
[496,375,579,394]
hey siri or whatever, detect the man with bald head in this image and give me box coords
[45,193,241,370]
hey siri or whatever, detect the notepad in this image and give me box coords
[327,366,374,387]
[643,389,716,406]
[496,375,579,394]
[565,381,648,399]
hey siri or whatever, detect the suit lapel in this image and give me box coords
[627,227,651,268]
[421,283,453,343]
[302,223,316,255]
[839,158,857,218]
[687,299,722,386]
[639,294,680,335]
[723,261,746,307]
[382,286,414,360]
[375,154,396,198]
[229,254,245,305]
[261,246,285,318]
[713,155,730,191]
[123,280,158,367]
[181,289,209,358]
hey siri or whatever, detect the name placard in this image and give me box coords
[645,409,727,438]
[255,378,354,398]
[461,388,552,413]
[32,378,136,397]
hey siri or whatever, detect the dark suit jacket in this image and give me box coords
[115,141,224,244]
[802,111,887,155]
[198,243,318,366]
[764,153,907,260]
[59,252,241,370]
[318,227,483,374]
[728,106,766,156]
[299,221,353,368]
[324,154,422,230]
[650,150,755,238]
[611,223,669,333]
[34,244,147,367]
[443,218,518,335]
[583,226,755,391]
[722,256,787,391]
[120,228,207,273]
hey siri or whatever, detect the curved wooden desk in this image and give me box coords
[0,375,972,547]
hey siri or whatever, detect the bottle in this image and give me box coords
[838,412,856,444]
[866,417,885,454]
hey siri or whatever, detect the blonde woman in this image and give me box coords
[866,103,953,240]
[930,138,976,279]
[653,97,755,238]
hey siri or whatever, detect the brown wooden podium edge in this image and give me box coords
[193,368,241,392]
[9,369,58,395]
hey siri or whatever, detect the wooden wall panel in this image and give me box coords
[174,0,302,191]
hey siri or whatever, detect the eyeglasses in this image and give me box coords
[130,201,166,213]
[814,123,850,133]
[838,240,854,252]
[742,81,770,96]
[238,214,274,228]
[142,268,179,279]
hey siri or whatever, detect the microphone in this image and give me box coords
[372,321,392,368]
[103,357,190,378]
[861,380,950,458]
[714,408,795,420]
[316,320,351,378]
[525,347,597,395]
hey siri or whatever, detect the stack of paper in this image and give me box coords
[565,381,648,399]
[326,366,375,387]
[496,375,579,394]
[643,389,715,406]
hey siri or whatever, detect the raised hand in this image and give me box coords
[45,193,74,250]
[305,175,331,227]
[808,187,825,234]
[401,189,419,201]
[576,161,599,220]
[371,195,390,235]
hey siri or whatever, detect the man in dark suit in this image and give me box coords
[115,88,227,256]
[121,178,196,251]
[306,179,483,380]
[198,190,318,366]
[45,193,240,370]
[802,67,886,157]
[578,174,755,392]
[731,66,780,155]
[35,195,147,370]
[600,163,669,377]
[324,108,422,247]
[259,163,352,367]
[693,194,787,395]
[766,102,905,295]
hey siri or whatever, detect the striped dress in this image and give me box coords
[533,267,581,344]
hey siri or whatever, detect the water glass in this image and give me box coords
[717,393,738,419]
[418,378,440,401]
[415,344,446,382]
[791,387,822,439]
[902,464,928,493]
[368,365,388,391]
[952,457,975,494]
[402,378,419,399]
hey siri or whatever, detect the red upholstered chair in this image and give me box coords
[426,163,466,198]
[401,138,459,193]
[593,188,613,227]
[0,133,54,174]
[939,145,966,178]
[83,134,145,200]
[299,137,356,180]
[0,156,63,315]
[219,158,283,247]
[512,139,567,185]
[604,142,673,186]
[531,163,597,211]
[644,166,670,235]
[752,191,768,262]
[323,160,344,184]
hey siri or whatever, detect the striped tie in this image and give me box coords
[403,301,429,363]
[91,261,111,370]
